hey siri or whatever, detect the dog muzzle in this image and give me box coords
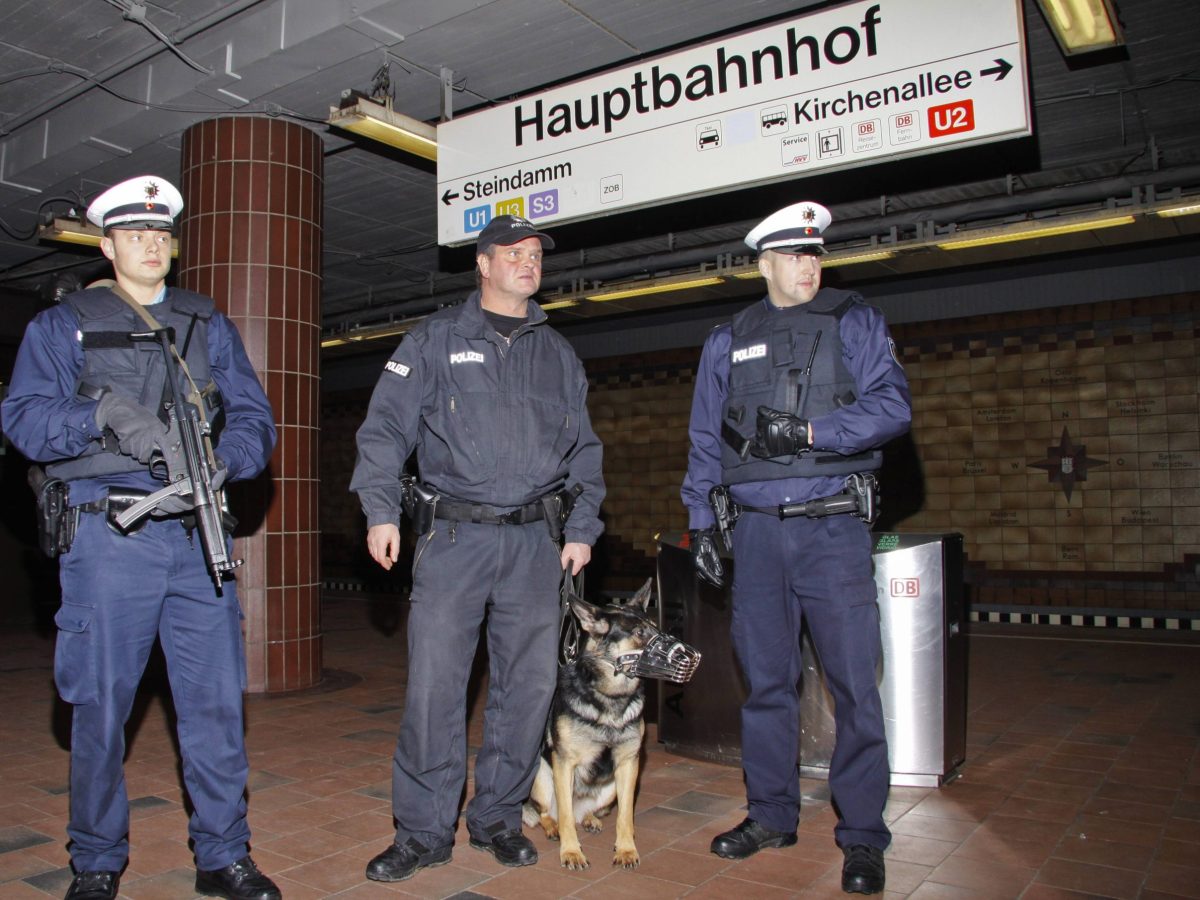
[615,632,702,683]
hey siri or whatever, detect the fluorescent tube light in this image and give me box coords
[587,275,724,302]
[1034,0,1124,55]
[38,217,179,256]
[328,97,438,161]
[936,215,1134,250]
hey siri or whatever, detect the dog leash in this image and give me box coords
[558,568,584,667]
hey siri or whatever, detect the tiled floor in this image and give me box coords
[2,596,1198,899]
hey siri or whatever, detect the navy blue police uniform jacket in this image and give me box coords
[351,291,605,546]
[682,289,911,527]
[2,287,276,501]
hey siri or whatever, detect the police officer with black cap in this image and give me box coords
[2,176,278,900]
[681,201,911,894]
[352,214,605,882]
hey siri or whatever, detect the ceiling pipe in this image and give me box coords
[323,163,1200,334]
[0,0,270,138]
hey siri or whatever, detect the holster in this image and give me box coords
[400,475,439,535]
[845,473,879,524]
[708,484,739,551]
[28,465,77,558]
[541,483,583,544]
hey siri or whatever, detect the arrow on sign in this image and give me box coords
[980,58,1013,81]
[441,188,459,206]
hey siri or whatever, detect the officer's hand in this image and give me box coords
[689,528,725,588]
[561,542,591,576]
[367,523,401,571]
[210,459,229,492]
[96,392,168,463]
[750,406,811,458]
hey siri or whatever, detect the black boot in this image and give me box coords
[195,856,281,900]
[710,818,798,859]
[841,844,886,894]
[469,826,538,867]
[64,871,119,900]
[365,838,453,882]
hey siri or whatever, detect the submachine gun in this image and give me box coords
[114,327,241,590]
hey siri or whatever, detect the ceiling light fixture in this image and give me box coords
[1033,0,1124,56]
[587,274,724,302]
[320,321,416,348]
[1155,200,1200,218]
[38,217,179,256]
[328,97,438,161]
[539,298,580,311]
[936,214,1134,250]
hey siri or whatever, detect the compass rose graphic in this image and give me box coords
[1028,426,1107,501]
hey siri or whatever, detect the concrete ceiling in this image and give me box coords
[1,0,1199,351]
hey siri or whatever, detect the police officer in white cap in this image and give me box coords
[2,176,279,900]
[681,201,911,894]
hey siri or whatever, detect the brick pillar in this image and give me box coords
[177,116,322,692]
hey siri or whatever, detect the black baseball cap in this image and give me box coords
[475,215,555,255]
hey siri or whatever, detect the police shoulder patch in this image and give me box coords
[385,360,411,377]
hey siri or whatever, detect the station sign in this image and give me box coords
[435,0,1029,245]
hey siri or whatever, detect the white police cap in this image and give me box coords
[86,176,183,231]
[745,201,832,254]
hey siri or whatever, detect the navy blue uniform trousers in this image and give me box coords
[392,519,561,847]
[730,511,890,850]
[55,511,250,872]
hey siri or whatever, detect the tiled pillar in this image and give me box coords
[177,117,322,693]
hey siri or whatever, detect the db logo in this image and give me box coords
[890,578,919,597]
[857,121,876,136]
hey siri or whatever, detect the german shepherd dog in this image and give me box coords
[522,579,657,870]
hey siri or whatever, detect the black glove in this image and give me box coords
[689,528,725,588]
[211,459,229,492]
[750,406,811,459]
[95,393,168,463]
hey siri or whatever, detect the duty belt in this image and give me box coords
[433,498,545,525]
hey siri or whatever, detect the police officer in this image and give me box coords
[681,202,911,895]
[351,215,605,882]
[1,177,279,900]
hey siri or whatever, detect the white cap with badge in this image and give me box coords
[86,176,184,231]
[745,201,832,254]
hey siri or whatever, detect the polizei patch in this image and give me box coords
[385,360,411,377]
[731,343,768,364]
[450,351,486,364]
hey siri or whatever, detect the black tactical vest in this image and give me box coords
[47,287,221,481]
[721,289,882,484]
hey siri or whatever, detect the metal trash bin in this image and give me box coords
[656,532,966,787]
